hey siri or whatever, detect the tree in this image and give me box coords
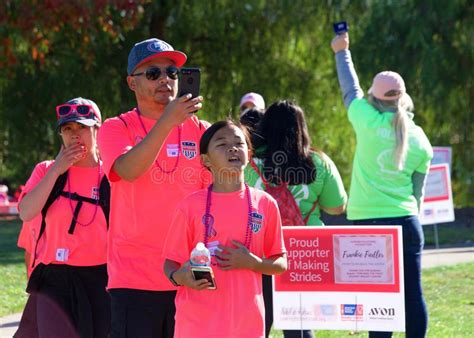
[1,0,472,206]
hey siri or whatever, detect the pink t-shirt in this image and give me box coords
[19,161,107,268]
[97,110,212,291]
[163,187,286,338]
[17,216,40,278]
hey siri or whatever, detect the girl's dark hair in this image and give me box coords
[258,100,316,185]
[239,108,265,149]
[200,120,252,155]
[240,108,264,130]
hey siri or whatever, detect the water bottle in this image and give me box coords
[190,242,211,267]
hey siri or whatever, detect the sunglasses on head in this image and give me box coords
[56,104,95,119]
[130,66,180,81]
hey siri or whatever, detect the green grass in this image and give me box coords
[424,223,474,247]
[1,219,473,337]
[0,218,28,316]
[422,263,474,336]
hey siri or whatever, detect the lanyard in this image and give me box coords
[136,108,182,174]
[203,183,254,249]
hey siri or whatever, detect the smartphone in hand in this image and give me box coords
[191,266,217,290]
[178,68,201,98]
[333,21,348,35]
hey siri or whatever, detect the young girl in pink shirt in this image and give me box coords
[163,120,287,338]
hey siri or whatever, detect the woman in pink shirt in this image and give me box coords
[163,120,288,338]
[15,98,110,338]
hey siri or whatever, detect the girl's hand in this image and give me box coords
[215,240,260,271]
[331,32,350,53]
[51,144,86,175]
[160,94,203,128]
[173,261,212,290]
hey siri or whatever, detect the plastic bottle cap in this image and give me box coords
[196,242,205,250]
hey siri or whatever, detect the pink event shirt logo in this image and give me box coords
[250,212,264,233]
[182,141,197,159]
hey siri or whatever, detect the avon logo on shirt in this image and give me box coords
[182,141,197,159]
[250,212,264,233]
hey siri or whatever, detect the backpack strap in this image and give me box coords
[302,198,319,225]
[250,159,319,225]
[250,158,269,188]
[60,174,111,234]
[31,171,111,268]
[117,114,128,127]
[98,175,110,228]
[31,171,69,267]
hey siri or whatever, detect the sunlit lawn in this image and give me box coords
[1,219,473,337]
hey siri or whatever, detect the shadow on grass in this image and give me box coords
[0,218,24,265]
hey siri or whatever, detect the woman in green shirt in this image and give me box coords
[331,32,432,338]
[244,100,347,338]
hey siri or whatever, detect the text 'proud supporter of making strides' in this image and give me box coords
[272,226,406,332]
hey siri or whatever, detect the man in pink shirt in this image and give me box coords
[97,38,210,338]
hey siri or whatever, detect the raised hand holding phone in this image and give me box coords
[179,68,201,98]
[331,31,349,53]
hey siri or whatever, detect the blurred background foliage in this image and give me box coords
[0,0,472,206]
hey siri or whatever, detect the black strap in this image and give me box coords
[118,114,128,127]
[31,171,110,268]
[31,172,69,267]
[98,175,110,228]
[67,200,83,234]
[59,191,99,205]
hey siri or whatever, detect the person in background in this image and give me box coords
[239,107,265,150]
[163,120,287,338]
[0,184,9,205]
[245,100,347,338]
[97,38,210,338]
[240,92,266,113]
[15,97,110,338]
[13,185,25,202]
[331,32,432,338]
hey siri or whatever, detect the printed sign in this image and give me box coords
[419,163,455,225]
[273,226,405,332]
[333,235,394,284]
[431,146,452,169]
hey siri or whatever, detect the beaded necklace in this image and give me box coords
[66,164,101,227]
[136,108,182,174]
[203,183,253,249]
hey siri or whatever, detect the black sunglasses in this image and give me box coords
[130,66,180,80]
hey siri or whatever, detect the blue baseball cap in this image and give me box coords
[127,38,187,75]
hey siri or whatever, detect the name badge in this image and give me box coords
[56,248,69,262]
[167,144,179,157]
[91,186,99,200]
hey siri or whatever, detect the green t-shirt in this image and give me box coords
[347,98,433,220]
[244,151,347,225]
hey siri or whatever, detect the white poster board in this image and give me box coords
[431,146,452,169]
[273,226,405,332]
[419,163,455,225]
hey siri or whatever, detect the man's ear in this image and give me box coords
[127,76,136,91]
